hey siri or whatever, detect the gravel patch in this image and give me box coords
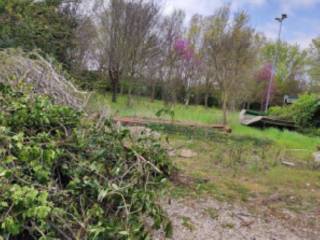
[153,198,308,240]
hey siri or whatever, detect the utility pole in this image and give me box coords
[265,13,288,112]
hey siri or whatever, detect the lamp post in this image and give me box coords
[264,13,288,112]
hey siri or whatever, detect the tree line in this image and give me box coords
[1,0,320,124]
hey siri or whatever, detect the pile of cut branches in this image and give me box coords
[0,83,172,239]
[0,48,88,110]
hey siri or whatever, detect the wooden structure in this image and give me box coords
[239,109,296,130]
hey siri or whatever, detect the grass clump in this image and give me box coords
[0,84,173,239]
[204,208,219,220]
[181,217,195,232]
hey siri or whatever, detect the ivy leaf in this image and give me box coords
[1,216,21,235]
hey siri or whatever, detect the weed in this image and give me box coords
[222,223,235,229]
[181,216,195,231]
[204,207,220,220]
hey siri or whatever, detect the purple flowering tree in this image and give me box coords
[173,38,201,105]
[255,63,277,110]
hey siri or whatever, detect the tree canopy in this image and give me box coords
[0,0,78,67]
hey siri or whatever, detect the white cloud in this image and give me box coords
[279,0,320,14]
[163,0,320,19]
[163,0,268,19]
[163,0,224,20]
[288,32,316,49]
[257,22,317,49]
[231,0,266,11]
[257,21,279,40]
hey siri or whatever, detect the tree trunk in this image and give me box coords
[185,97,190,106]
[109,68,119,103]
[230,100,236,112]
[184,91,190,106]
[222,93,228,126]
[120,83,124,95]
[171,91,177,104]
[150,82,156,102]
[162,86,168,104]
[127,85,133,106]
[204,93,209,108]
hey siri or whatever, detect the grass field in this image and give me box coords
[87,92,320,219]
[87,92,320,153]
[168,134,320,209]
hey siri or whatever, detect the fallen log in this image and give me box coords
[113,116,231,133]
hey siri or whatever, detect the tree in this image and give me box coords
[254,63,277,110]
[71,17,98,74]
[198,17,215,108]
[181,15,203,106]
[262,42,308,105]
[95,0,126,102]
[205,6,257,124]
[158,10,186,104]
[309,37,320,92]
[95,0,160,103]
[123,0,160,105]
[173,38,201,105]
[0,0,80,68]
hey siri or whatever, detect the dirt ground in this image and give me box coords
[153,197,319,240]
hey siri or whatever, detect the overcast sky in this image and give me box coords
[163,0,320,48]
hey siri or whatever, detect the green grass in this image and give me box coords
[87,92,320,153]
[167,133,320,212]
[87,92,224,123]
[88,92,320,216]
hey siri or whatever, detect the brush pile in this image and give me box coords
[0,83,172,239]
[0,48,88,109]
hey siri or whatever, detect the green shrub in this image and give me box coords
[0,84,172,239]
[269,94,319,128]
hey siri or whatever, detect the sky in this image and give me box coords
[163,0,320,48]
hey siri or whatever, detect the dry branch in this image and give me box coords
[0,48,88,109]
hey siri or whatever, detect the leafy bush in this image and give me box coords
[269,94,320,128]
[0,0,76,68]
[0,84,172,239]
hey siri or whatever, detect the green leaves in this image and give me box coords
[0,0,77,67]
[269,93,319,128]
[0,84,172,239]
[0,185,53,236]
[2,216,21,235]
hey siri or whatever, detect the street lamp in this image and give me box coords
[264,13,288,112]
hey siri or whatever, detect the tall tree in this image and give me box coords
[309,37,320,92]
[95,0,160,103]
[262,42,308,104]
[182,15,203,105]
[157,10,186,103]
[205,6,257,124]
[96,0,126,102]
